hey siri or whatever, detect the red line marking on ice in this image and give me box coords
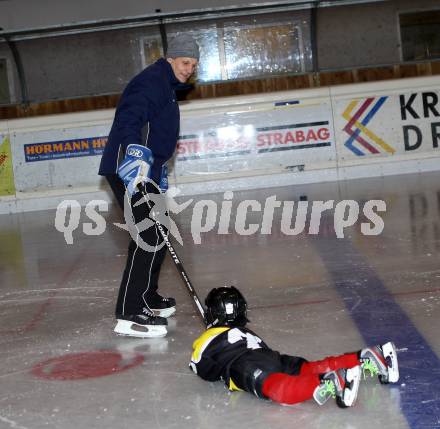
[392,287,440,298]
[250,287,440,311]
[0,290,59,335]
[251,298,332,310]
[180,287,440,318]
[1,251,86,335]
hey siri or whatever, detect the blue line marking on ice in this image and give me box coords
[312,232,440,429]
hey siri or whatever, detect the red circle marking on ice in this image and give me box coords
[31,351,144,380]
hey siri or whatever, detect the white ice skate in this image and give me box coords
[360,341,399,384]
[114,313,167,338]
[313,365,361,408]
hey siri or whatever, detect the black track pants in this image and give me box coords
[106,175,168,316]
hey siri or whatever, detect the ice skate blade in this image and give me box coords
[312,384,333,406]
[342,366,361,407]
[114,320,167,338]
[151,306,176,318]
[382,342,399,383]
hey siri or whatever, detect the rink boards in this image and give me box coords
[0,75,439,212]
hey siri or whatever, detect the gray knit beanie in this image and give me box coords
[166,34,200,61]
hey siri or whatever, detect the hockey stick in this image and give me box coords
[136,184,206,322]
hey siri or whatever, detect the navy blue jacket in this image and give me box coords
[99,58,180,183]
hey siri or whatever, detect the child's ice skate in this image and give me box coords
[313,365,361,408]
[360,342,399,384]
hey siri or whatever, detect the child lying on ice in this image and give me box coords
[189,286,399,408]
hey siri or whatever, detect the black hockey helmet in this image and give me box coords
[204,286,249,328]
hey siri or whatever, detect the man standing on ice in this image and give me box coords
[99,34,199,338]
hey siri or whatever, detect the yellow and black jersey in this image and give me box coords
[189,326,269,384]
[190,326,306,397]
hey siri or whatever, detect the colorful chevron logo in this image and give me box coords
[342,97,395,156]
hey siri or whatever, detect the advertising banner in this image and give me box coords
[11,122,110,192]
[176,99,336,179]
[10,97,337,191]
[0,134,15,196]
[24,137,107,162]
[334,89,440,163]
[3,76,440,200]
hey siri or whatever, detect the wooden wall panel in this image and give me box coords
[431,61,440,75]
[398,64,419,79]
[1,60,439,120]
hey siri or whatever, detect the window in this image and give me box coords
[141,37,163,68]
[223,22,304,79]
[140,14,308,83]
[141,25,222,82]
[400,10,440,61]
[0,59,11,104]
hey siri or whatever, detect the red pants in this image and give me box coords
[261,353,360,405]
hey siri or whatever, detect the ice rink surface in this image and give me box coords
[1,171,440,429]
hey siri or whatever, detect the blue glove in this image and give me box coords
[159,164,168,193]
[117,144,154,196]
